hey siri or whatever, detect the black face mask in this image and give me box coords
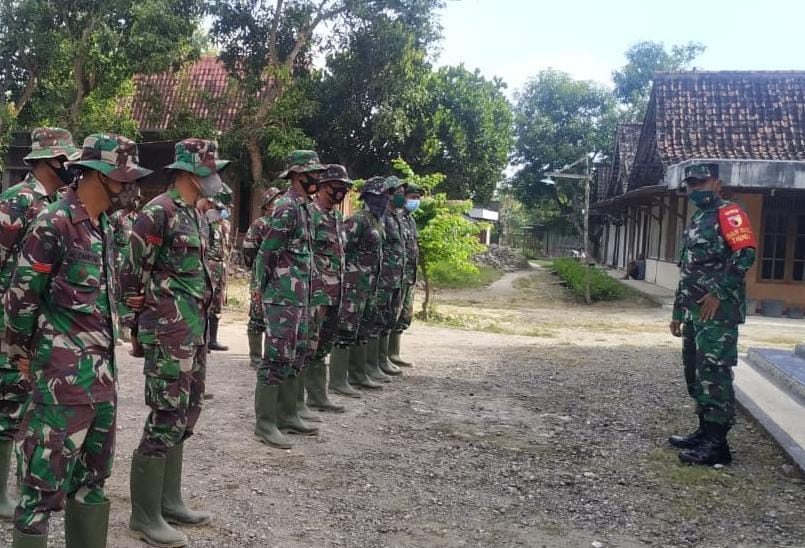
[301,174,319,195]
[363,193,388,218]
[325,185,348,205]
[52,163,77,186]
[100,175,139,212]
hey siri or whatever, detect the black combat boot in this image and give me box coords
[668,415,706,449]
[207,316,229,351]
[678,422,732,466]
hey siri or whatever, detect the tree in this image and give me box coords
[410,65,513,204]
[392,158,483,319]
[509,69,617,234]
[612,40,706,121]
[210,0,444,187]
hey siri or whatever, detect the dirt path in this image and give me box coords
[1,272,804,547]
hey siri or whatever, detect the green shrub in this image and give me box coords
[552,257,623,301]
[428,262,503,289]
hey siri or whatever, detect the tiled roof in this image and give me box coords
[605,124,641,197]
[131,57,242,132]
[629,71,805,188]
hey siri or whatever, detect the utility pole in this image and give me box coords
[583,155,591,304]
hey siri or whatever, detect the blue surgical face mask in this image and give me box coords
[404,199,420,213]
[689,189,716,209]
[221,209,231,220]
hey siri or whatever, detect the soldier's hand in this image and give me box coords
[697,294,720,321]
[669,320,682,337]
[126,295,145,311]
[15,357,30,379]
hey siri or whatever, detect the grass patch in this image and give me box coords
[528,258,554,268]
[423,307,558,338]
[429,263,504,289]
[551,258,624,301]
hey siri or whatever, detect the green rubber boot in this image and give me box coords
[162,443,212,526]
[306,359,345,413]
[348,343,383,390]
[128,452,189,548]
[0,437,15,519]
[277,376,319,435]
[378,334,403,376]
[254,383,292,449]
[365,338,392,383]
[65,498,110,548]
[328,346,362,398]
[247,330,263,369]
[12,529,47,548]
[297,368,323,423]
[388,331,413,367]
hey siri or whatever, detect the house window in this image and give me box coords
[794,215,805,282]
[761,212,788,280]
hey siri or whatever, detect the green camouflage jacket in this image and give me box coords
[378,210,406,289]
[243,215,269,269]
[257,186,313,306]
[673,198,757,324]
[119,188,212,354]
[400,212,419,284]
[4,187,117,405]
[343,207,384,294]
[310,202,344,307]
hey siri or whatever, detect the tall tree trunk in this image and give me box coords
[245,139,264,186]
[69,26,93,132]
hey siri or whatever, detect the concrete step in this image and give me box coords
[735,354,805,472]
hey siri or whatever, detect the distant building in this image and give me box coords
[593,71,805,312]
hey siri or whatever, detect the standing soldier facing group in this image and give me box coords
[390,183,422,366]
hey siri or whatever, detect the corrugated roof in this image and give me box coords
[131,56,243,132]
[628,71,805,188]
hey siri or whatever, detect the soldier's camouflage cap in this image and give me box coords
[405,182,424,195]
[384,175,406,191]
[361,176,388,196]
[319,164,353,186]
[165,138,230,177]
[23,127,80,164]
[261,186,283,207]
[682,163,719,184]
[69,133,153,183]
[277,150,326,179]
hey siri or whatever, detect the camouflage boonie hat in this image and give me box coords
[361,176,387,196]
[165,138,230,177]
[261,187,283,208]
[682,163,719,184]
[277,150,326,179]
[405,182,424,195]
[385,175,406,191]
[214,182,233,205]
[70,133,152,183]
[23,127,80,164]
[319,164,353,186]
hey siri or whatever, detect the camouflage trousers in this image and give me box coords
[210,260,226,317]
[311,304,340,361]
[137,344,206,457]
[15,400,116,534]
[394,283,416,332]
[336,282,373,346]
[258,304,310,385]
[373,285,403,337]
[681,319,738,427]
[0,330,30,440]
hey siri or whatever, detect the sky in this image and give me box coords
[436,0,805,97]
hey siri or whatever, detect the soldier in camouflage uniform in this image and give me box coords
[0,128,80,522]
[253,151,325,449]
[303,165,352,414]
[205,185,233,352]
[370,176,408,380]
[4,133,150,548]
[243,187,283,369]
[389,183,422,367]
[329,177,389,396]
[109,193,142,345]
[668,163,756,466]
[120,138,229,548]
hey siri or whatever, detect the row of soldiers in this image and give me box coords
[0,129,421,547]
[241,152,421,449]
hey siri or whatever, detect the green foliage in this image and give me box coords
[428,263,502,289]
[552,258,623,301]
[613,41,706,122]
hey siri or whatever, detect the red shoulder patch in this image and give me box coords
[32,262,52,274]
[718,204,757,252]
[146,235,163,245]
